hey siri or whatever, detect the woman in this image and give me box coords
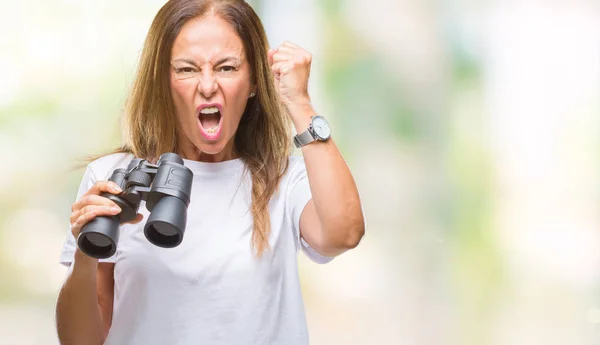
[56,1,365,344]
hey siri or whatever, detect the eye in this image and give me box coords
[219,65,236,73]
[176,67,196,73]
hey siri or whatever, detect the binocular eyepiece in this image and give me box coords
[77,153,194,259]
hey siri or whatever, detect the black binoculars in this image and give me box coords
[77,153,194,259]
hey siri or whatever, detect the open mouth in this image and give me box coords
[198,106,223,139]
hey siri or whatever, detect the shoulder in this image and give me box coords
[280,155,308,186]
[286,155,306,174]
[87,152,134,181]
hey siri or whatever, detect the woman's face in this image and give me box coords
[170,15,255,161]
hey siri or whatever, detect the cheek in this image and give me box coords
[221,80,251,118]
[170,77,197,110]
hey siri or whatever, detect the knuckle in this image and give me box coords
[76,216,86,227]
[82,205,96,215]
[86,211,96,220]
[94,181,108,192]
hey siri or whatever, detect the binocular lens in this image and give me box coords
[85,233,112,247]
[78,216,118,259]
[144,196,187,248]
[145,222,181,247]
[78,233,115,258]
[151,222,178,236]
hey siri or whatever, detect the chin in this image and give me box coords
[198,146,224,156]
[195,135,232,157]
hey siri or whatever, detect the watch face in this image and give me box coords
[311,116,331,140]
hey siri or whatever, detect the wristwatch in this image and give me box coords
[293,115,331,148]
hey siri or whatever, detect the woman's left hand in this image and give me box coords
[268,42,314,115]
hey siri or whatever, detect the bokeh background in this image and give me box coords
[1,0,599,344]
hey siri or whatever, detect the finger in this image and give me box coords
[72,194,121,213]
[268,48,275,66]
[71,211,94,238]
[274,47,312,66]
[273,70,280,88]
[274,45,295,54]
[71,205,122,237]
[83,181,123,199]
[272,52,294,63]
[70,204,121,227]
[123,213,144,225]
[282,41,301,49]
[271,61,292,76]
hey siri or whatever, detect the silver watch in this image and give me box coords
[293,115,331,148]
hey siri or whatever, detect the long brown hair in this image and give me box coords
[98,0,292,257]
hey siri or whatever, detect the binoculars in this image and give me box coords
[77,153,194,259]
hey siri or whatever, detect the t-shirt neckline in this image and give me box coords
[181,157,245,175]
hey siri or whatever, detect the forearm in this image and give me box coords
[56,250,105,345]
[290,104,365,248]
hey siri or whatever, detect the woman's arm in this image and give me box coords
[56,251,114,345]
[291,105,365,257]
[269,42,365,257]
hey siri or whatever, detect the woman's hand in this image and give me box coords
[70,181,144,244]
[268,41,315,119]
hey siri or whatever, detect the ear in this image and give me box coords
[249,85,257,98]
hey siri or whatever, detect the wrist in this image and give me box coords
[286,101,316,133]
[292,114,332,148]
[74,248,99,270]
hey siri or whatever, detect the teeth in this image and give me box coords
[200,106,219,114]
[206,126,218,134]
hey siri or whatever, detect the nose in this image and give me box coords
[198,71,217,99]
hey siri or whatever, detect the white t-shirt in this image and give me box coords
[59,153,333,345]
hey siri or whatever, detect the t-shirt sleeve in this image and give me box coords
[286,157,334,264]
[59,165,117,266]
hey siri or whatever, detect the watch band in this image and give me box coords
[293,129,315,148]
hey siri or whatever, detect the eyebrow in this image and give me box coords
[172,56,242,66]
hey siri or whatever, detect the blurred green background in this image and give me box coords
[1,0,599,344]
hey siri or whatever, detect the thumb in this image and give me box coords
[124,213,144,225]
[268,48,275,66]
